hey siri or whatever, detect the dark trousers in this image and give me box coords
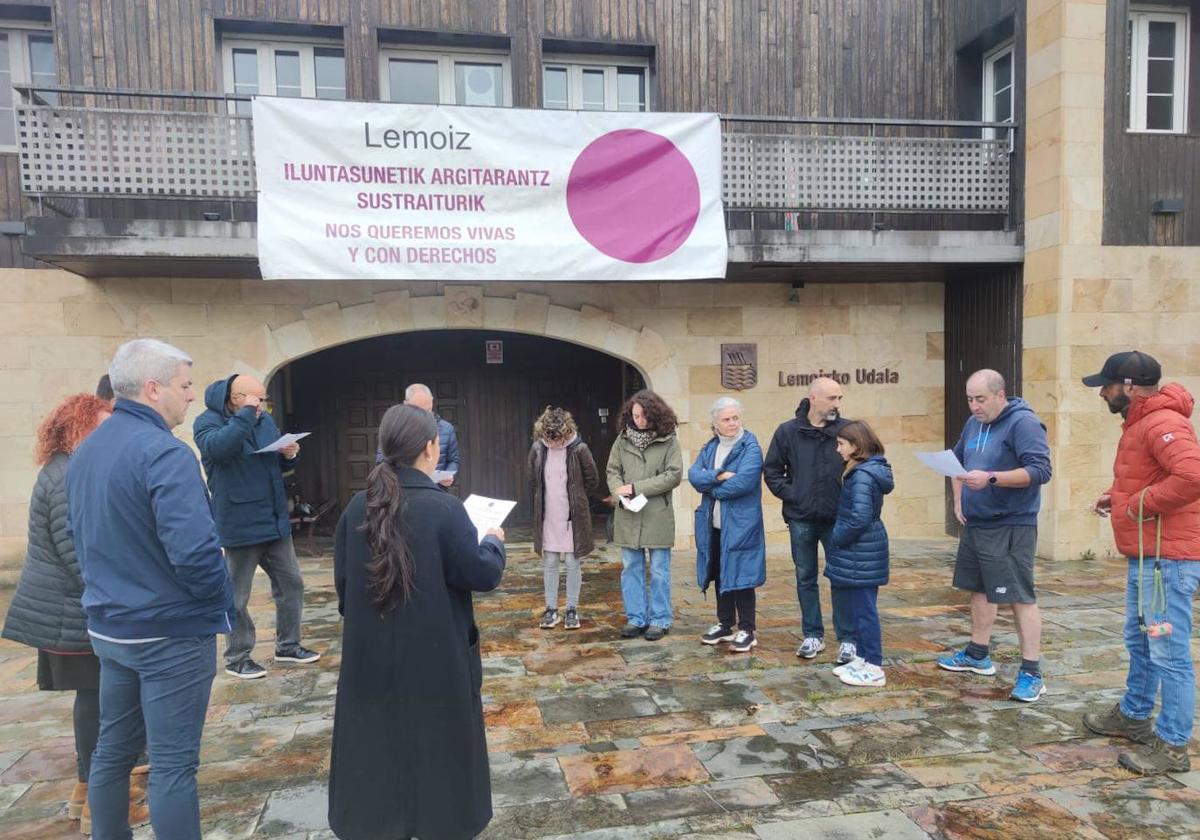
[74,688,100,783]
[787,519,855,643]
[223,535,305,666]
[845,586,882,666]
[710,528,757,632]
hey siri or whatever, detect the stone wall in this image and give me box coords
[1023,0,1200,560]
[0,271,945,575]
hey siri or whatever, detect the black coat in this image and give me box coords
[2,454,91,653]
[329,467,506,840]
[762,399,849,523]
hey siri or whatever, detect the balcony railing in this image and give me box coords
[14,86,1013,221]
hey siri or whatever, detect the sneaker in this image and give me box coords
[839,661,886,687]
[1009,670,1045,703]
[1118,735,1191,775]
[836,642,858,665]
[539,607,560,629]
[832,656,865,677]
[729,630,757,653]
[274,645,321,663]
[796,637,826,659]
[620,623,648,638]
[701,624,735,645]
[936,648,997,676]
[225,659,267,679]
[1083,703,1155,744]
[563,608,581,630]
[644,625,670,641]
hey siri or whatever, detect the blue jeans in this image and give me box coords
[1119,557,1200,747]
[89,635,217,840]
[620,547,673,627]
[844,587,882,666]
[787,520,855,643]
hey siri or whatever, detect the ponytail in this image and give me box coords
[364,459,414,612]
[361,403,438,613]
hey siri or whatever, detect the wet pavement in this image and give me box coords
[1,538,1199,839]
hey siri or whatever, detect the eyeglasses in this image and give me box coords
[233,393,271,407]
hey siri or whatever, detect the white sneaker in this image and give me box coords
[839,662,886,687]
[836,642,858,665]
[832,656,864,677]
[796,637,826,658]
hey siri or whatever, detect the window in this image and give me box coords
[0,28,55,151]
[1127,8,1190,133]
[982,42,1014,145]
[221,39,347,115]
[542,58,649,111]
[380,48,511,107]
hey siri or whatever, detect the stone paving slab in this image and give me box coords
[1,538,1199,838]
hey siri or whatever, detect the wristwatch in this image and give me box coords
[987,471,998,485]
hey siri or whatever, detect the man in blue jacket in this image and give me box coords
[194,374,319,680]
[67,338,232,840]
[937,369,1053,703]
[375,383,460,486]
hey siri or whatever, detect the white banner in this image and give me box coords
[253,98,727,281]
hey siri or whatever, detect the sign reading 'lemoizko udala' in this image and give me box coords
[253,98,728,282]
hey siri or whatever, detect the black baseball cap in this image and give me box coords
[1081,350,1162,387]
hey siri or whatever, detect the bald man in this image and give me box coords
[937,369,1051,703]
[764,377,858,664]
[194,374,320,680]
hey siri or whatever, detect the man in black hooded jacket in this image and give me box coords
[763,377,857,663]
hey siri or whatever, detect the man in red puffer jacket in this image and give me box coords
[1079,351,1200,775]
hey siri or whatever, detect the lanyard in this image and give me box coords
[1135,489,1167,633]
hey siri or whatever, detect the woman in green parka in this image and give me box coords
[606,389,683,641]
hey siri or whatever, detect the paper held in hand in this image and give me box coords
[619,494,648,512]
[431,470,456,483]
[254,432,310,454]
[915,449,968,478]
[463,494,517,543]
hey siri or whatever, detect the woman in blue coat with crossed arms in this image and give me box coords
[827,420,894,688]
[689,396,767,653]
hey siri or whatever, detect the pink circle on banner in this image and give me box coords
[566,129,701,264]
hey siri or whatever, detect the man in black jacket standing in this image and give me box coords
[763,377,857,664]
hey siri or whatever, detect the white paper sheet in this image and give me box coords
[915,449,968,478]
[619,494,648,512]
[254,432,310,454]
[432,469,457,483]
[463,494,517,542]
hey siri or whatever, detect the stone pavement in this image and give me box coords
[1,538,1199,839]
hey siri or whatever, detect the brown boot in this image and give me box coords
[79,792,153,835]
[129,764,149,803]
[1082,702,1155,744]
[1118,735,1191,775]
[67,781,87,820]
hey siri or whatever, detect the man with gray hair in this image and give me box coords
[67,338,232,840]
[376,383,460,487]
[937,369,1052,703]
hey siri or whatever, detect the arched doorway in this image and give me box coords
[273,329,645,528]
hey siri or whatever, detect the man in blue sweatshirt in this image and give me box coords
[67,338,232,840]
[937,369,1053,703]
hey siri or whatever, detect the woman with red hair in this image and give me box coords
[2,393,148,831]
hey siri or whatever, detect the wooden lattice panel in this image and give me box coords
[721,133,1009,213]
[17,106,256,198]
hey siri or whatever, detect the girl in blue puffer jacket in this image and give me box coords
[826,420,894,688]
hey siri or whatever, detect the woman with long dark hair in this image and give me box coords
[2,393,150,832]
[328,403,506,840]
[607,389,683,641]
